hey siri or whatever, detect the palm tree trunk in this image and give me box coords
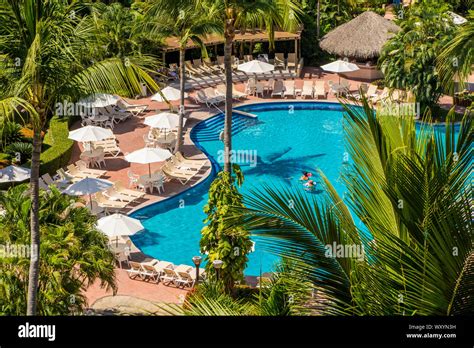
[223,22,235,173]
[176,47,186,153]
[26,128,42,315]
[316,0,321,40]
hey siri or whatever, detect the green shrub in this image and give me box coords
[6,142,33,164]
[0,122,23,151]
[39,116,74,175]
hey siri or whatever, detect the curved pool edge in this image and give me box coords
[127,99,458,217]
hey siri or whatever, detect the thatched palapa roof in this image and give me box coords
[319,11,400,60]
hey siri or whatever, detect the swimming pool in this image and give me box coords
[130,102,355,275]
[130,102,460,275]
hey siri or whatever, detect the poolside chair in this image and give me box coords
[271,80,284,98]
[66,164,102,179]
[175,271,196,288]
[141,263,160,283]
[126,261,144,279]
[244,78,257,95]
[116,99,148,117]
[372,87,390,104]
[355,84,378,100]
[301,80,314,99]
[75,160,107,176]
[94,192,128,212]
[114,181,145,200]
[255,82,265,98]
[274,53,285,69]
[103,186,136,203]
[287,53,296,70]
[185,60,201,77]
[169,154,204,172]
[283,80,295,98]
[175,152,208,168]
[314,81,327,99]
[162,162,197,185]
[160,267,178,286]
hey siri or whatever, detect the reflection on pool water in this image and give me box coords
[130,102,458,275]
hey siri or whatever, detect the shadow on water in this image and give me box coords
[242,152,326,182]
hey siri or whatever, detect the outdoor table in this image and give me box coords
[139,173,163,184]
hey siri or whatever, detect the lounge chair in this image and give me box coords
[175,271,197,288]
[113,181,146,200]
[152,260,174,274]
[66,164,104,179]
[283,80,295,98]
[116,99,148,117]
[126,261,143,279]
[94,192,128,211]
[175,152,208,167]
[314,81,326,99]
[216,84,247,100]
[372,87,390,104]
[162,162,197,185]
[160,267,178,286]
[140,263,160,283]
[169,153,205,171]
[185,60,202,77]
[103,186,136,203]
[74,161,107,176]
[287,53,296,70]
[301,81,314,99]
[271,80,284,98]
[355,84,378,100]
[274,53,285,69]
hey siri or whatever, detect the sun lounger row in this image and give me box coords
[162,152,208,185]
[92,182,145,213]
[127,260,206,288]
[90,138,122,157]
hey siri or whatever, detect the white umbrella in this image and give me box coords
[97,213,144,246]
[321,60,359,83]
[68,126,113,142]
[62,177,113,208]
[238,60,275,74]
[151,86,188,102]
[78,93,120,109]
[125,147,172,177]
[0,165,31,183]
[144,112,181,129]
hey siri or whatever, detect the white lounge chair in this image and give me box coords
[301,81,314,99]
[283,80,295,98]
[314,81,326,99]
[271,80,284,98]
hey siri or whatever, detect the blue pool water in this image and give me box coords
[131,102,352,275]
[130,102,460,275]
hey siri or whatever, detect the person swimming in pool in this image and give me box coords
[300,171,313,181]
[304,179,316,191]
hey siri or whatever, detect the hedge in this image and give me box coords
[39,116,74,175]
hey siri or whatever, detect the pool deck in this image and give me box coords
[81,67,464,310]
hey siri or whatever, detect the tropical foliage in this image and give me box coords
[0,0,159,314]
[142,0,222,152]
[173,260,314,316]
[437,10,474,95]
[226,97,473,315]
[0,185,116,315]
[200,165,253,292]
[379,0,456,108]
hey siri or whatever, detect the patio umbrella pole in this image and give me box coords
[148,163,151,178]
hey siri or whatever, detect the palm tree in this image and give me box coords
[0,185,116,315]
[228,97,473,315]
[437,10,474,95]
[0,0,160,315]
[142,0,222,153]
[202,0,301,173]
